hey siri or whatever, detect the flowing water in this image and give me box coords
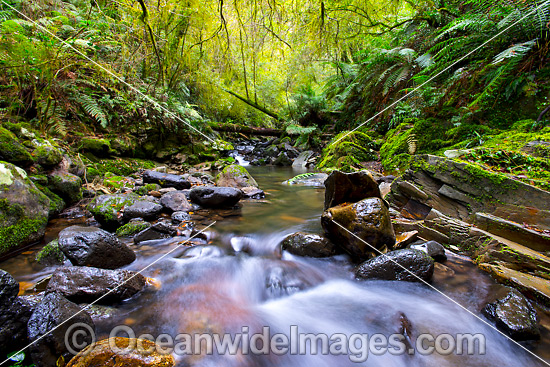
[2,166,550,366]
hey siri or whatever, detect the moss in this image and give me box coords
[116,221,151,237]
[103,175,132,191]
[35,239,66,265]
[0,199,47,255]
[36,184,65,216]
[88,194,137,227]
[79,137,113,157]
[83,157,156,179]
[32,144,63,167]
[0,127,34,166]
[317,130,377,172]
[135,183,161,195]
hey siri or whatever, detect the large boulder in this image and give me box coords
[32,143,63,167]
[482,289,540,341]
[189,186,242,208]
[0,269,32,356]
[324,170,381,210]
[58,226,136,269]
[27,293,95,367]
[47,267,146,304]
[281,232,339,257]
[0,161,50,256]
[159,191,192,212]
[0,127,34,166]
[142,170,190,190]
[321,197,396,260]
[355,249,435,282]
[87,194,139,230]
[216,164,258,189]
[48,172,83,205]
[67,337,175,367]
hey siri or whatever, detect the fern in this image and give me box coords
[74,94,109,128]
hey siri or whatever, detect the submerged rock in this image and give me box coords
[281,232,338,257]
[189,186,242,208]
[0,161,50,256]
[142,170,190,190]
[160,190,192,212]
[321,198,396,260]
[58,226,136,269]
[355,249,434,282]
[67,337,175,367]
[324,170,382,210]
[482,289,540,341]
[47,267,146,304]
[27,292,95,367]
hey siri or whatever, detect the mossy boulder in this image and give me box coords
[216,164,258,189]
[116,221,151,237]
[0,127,34,166]
[47,172,83,205]
[0,161,50,256]
[79,138,112,157]
[135,183,161,196]
[88,193,139,230]
[317,131,377,172]
[36,239,67,266]
[32,144,63,167]
[36,184,66,217]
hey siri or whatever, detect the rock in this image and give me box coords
[47,267,146,304]
[274,152,293,166]
[282,173,328,187]
[482,289,540,341]
[355,249,435,282]
[159,191,192,212]
[36,239,68,266]
[324,170,382,210]
[409,240,447,262]
[0,268,19,306]
[66,337,175,367]
[394,230,418,250]
[79,138,111,157]
[321,198,396,260]
[241,186,265,199]
[189,186,242,208]
[216,164,258,189]
[27,292,95,367]
[115,221,151,237]
[171,211,191,224]
[87,194,139,229]
[134,222,177,244]
[142,170,190,190]
[0,296,33,356]
[0,127,34,166]
[0,162,50,256]
[48,172,83,205]
[58,226,136,269]
[32,144,63,167]
[292,150,315,167]
[123,200,163,220]
[281,232,338,257]
[443,149,471,159]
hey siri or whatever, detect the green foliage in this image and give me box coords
[318,130,377,172]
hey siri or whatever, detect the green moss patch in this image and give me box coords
[0,127,34,166]
[35,239,66,265]
[116,221,151,237]
[84,157,156,179]
[0,199,47,255]
[317,130,377,172]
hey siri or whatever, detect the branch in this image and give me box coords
[221,87,281,120]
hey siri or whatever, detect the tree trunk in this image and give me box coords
[222,88,281,121]
[211,122,283,136]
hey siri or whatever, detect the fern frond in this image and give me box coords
[74,94,109,128]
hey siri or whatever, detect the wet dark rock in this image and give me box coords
[409,240,447,262]
[355,249,434,282]
[123,200,163,220]
[142,170,190,190]
[274,152,293,166]
[47,267,146,304]
[159,190,192,212]
[189,186,242,208]
[87,194,139,229]
[171,211,191,224]
[283,173,328,187]
[0,296,33,356]
[134,222,178,244]
[58,226,136,269]
[321,198,396,261]
[483,289,540,341]
[324,170,382,210]
[27,292,95,367]
[241,186,265,199]
[0,269,19,306]
[281,232,338,257]
[47,172,83,205]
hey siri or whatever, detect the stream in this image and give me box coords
[2,166,550,366]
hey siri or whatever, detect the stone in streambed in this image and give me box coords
[58,226,136,269]
[47,267,146,304]
[142,170,190,190]
[27,292,95,367]
[189,186,242,208]
[321,197,395,261]
[215,164,258,189]
[355,249,434,282]
[134,222,178,244]
[281,232,338,257]
[160,190,192,212]
[123,200,163,220]
[482,289,540,341]
[409,240,447,262]
[87,193,139,230]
